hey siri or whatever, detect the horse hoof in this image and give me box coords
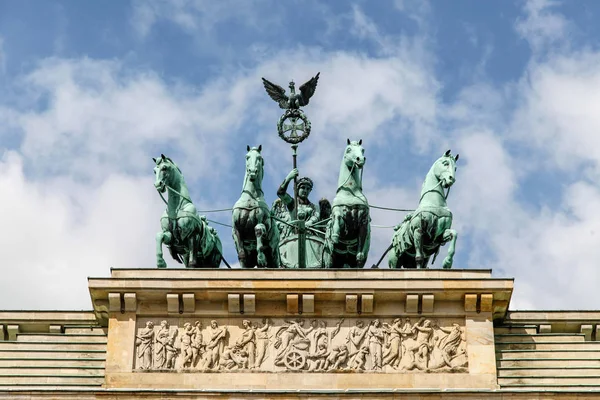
[157,259,167,269]
[443,257,453,269]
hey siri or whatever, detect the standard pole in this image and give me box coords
[291,144,305,269]
[291,144,299,221]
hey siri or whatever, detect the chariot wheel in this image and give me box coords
[284,350,306,371]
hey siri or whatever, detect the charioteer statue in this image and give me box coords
[277,169,318,227]
[272,168,330,268]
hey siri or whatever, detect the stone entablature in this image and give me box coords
[2,269,600,397]
[87,268,511,390]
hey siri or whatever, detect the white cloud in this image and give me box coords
[515,0,570,54]
[512,52,600,172]
[394,0,431,28]
[5,57,258,183]
[440,15,600,309]
[0,151,161,309]
[130,0,278,39]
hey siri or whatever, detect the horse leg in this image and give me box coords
[331,208,342,244]
[388,245,399,268]
[442,229,458,269]
[232,209,247,268]
[156,231,169,269]
[255,224,267,268]
[188,232,199,269]
[412,218,425,269]
[356,210,370,268]
[322,244,333,268]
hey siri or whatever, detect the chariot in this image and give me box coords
[283,339,311,371]
[153,73,460,271]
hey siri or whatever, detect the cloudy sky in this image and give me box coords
[1,0,599,311]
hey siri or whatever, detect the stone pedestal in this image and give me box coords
[88,269,512,391]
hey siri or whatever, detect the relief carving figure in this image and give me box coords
[382,318,403,368]
[254,318,271,369]
[367,319,385,371]
[220,346,248,370]
[235,320,256,369]
[181,323,194,368]
[346,320,368,354]
[273,319,313,368]
[165,329,179,369]
[403,318,434,371]
[307,319,343,371]
[204,320,228,370]
[307,339,330,371]
[135,321,154,370]
[429,323,468,370]
[323,344,349,371]
[154,321,170,369]
[348,346,369,371]
[191,321,205,368]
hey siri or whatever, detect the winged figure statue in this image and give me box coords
[262,72,320,110]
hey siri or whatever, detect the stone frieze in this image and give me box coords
[134,317,468,373]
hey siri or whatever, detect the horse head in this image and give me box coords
[344,139,366,170]
[245,145,264,183]
[153,154,180,193]
[433,150,459,189]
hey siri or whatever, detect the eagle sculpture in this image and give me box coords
[261,72,320,110]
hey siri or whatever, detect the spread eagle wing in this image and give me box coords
[316,197,332,233]
[298,72,320,107]
[261,78,289,109]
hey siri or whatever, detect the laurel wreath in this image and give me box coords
[277,109,311,144]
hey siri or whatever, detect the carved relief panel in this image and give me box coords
[134,317,468,373]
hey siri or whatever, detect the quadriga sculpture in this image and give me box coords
[388,150,459,269]
[154,155,223,268]
[232,145,280,268]
[323,139,370,268]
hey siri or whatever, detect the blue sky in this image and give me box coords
[1,0,600,310]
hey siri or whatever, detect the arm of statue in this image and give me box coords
[358,326,369,343]
[258,319,271,332]
[277,168,299,211]
[331,318,344,340]
[240,330,255,346]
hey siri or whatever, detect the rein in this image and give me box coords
[418,180,451,204]
[336,161,358,192]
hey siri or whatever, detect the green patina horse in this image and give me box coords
[232,145,280,268]
[388,150,459,269]
[154,155,223,269]
[323,139,371,268]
